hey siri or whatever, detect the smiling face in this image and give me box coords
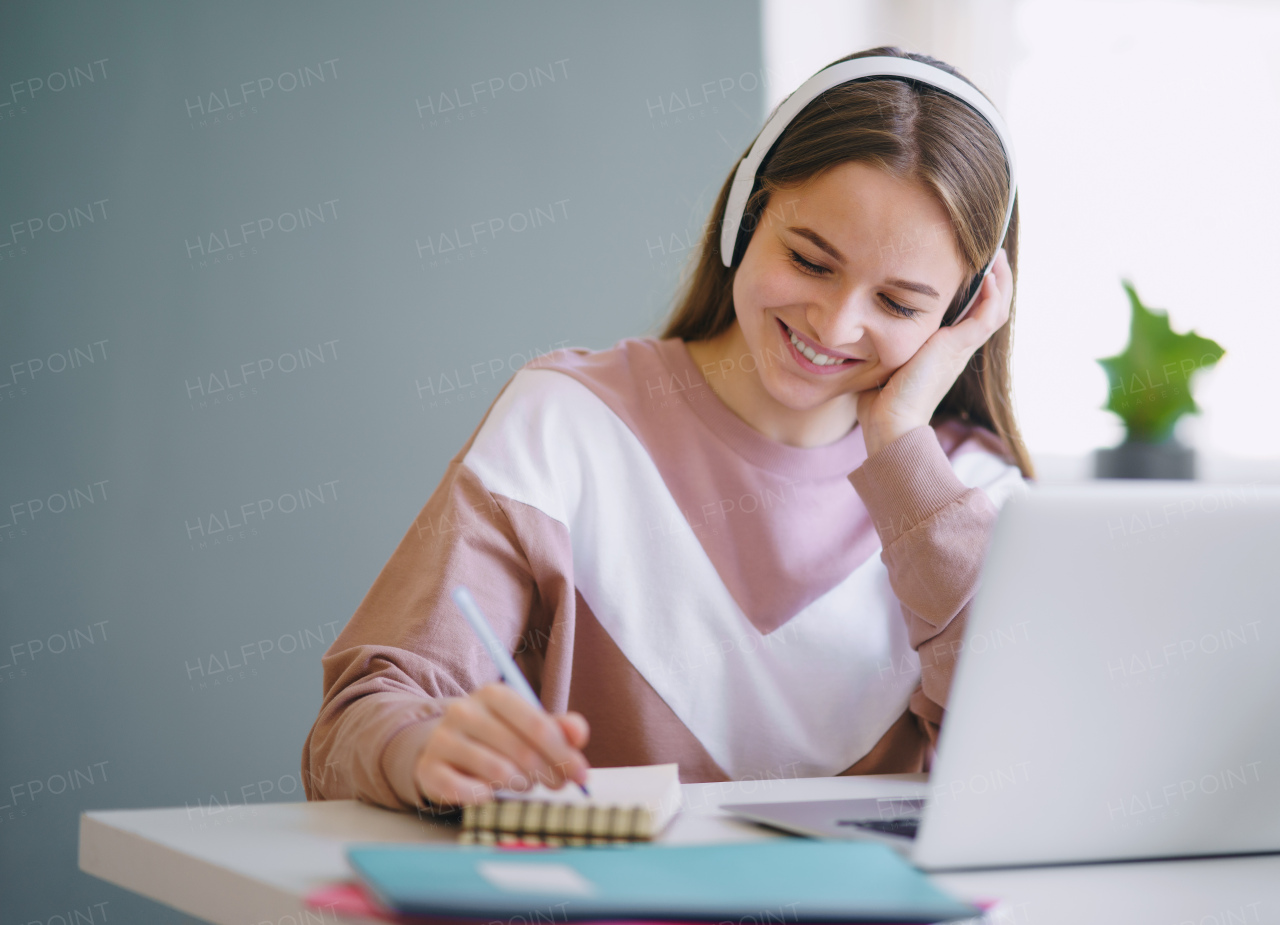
[730,160,971,413]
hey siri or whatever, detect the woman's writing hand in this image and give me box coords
[413,683,591,806]
[856,248,1013,458]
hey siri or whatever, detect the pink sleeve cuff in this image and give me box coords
[848,425,970,547]
[380,714,445,810]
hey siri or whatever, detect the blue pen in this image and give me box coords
[450,584,590,796]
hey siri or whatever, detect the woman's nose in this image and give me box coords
[807,295,869,352]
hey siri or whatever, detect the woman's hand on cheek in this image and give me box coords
[856,248,1013,459]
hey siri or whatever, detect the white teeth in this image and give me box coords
[787,326,849,366]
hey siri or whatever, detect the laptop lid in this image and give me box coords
[913,482,1280,870]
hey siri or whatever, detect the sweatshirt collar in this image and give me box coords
[653,336,869,480]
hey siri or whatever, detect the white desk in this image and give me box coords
[79,774,1280,925]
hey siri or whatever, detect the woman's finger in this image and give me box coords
[460,701,559,788]
[980,249,1012,319]
[433,724,531,794]
[556,712,591,750]
[478,684,588,786]
[418,758,494,806]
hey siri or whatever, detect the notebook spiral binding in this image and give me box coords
[459,800,654,846]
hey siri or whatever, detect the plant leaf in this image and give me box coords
[1097,280,1224,442]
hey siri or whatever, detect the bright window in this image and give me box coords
[1009,0,1280,460]
[763,0,1280,464]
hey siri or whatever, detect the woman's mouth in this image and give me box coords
[777,318,862,375]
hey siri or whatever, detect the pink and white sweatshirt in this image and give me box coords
[302,336,1027,810]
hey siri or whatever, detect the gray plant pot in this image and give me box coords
[1094,438,1195,480]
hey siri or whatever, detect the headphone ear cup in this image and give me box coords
[732,181,757,266]
[945,272,984,326]
[730,223,750,267]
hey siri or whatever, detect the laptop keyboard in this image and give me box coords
[836,817,920,839]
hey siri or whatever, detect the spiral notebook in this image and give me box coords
[459,763,682,845]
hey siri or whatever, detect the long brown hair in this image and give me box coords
[658,46,1034,478]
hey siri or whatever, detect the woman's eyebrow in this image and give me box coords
[884,277,941,299]
[787,226,845,262]
[786,226,941,300]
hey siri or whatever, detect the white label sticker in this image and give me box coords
[475,861,596,896]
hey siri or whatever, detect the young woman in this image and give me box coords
[302,46,1034,810]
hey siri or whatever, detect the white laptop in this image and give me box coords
[725,482,1280,870]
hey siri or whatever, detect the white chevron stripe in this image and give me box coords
[463,368,1020,779]
[950,446,1029,509]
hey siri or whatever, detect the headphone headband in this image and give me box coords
[719,56,1018,321]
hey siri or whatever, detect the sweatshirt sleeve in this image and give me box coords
[300,455,570,812]
[847,424,1027,748]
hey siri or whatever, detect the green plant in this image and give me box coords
[1097,280,1224,443]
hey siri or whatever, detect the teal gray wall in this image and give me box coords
[0,2,765,921]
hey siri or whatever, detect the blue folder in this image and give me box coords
[346,840,978,923]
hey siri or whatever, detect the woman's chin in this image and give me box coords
[762,372,858,412]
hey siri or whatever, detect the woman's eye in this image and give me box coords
[880,295,919,319]
[787,249,829,277]
[787,247,918,319]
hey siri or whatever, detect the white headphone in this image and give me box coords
[719,56,1018,324]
